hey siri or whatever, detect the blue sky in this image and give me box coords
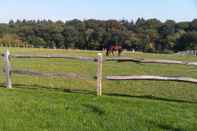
[0,0,197,23]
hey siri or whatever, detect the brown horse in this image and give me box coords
[105,44,123,56]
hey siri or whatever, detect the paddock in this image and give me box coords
[0,47,197,130]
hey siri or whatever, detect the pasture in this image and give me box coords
[0,47,197,131]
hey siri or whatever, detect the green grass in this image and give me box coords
[0,47,197,131]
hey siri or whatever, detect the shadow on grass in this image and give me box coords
[148,120,186,131]
[106,93,197,104]
[0,83,196,104]
[82,104,105,115]
[11,83,96,96]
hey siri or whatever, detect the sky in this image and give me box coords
[0,0,197,23]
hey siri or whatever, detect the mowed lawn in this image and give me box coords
[0,47,197,131]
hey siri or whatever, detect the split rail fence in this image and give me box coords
[2,49,197,96]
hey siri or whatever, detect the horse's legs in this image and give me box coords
[106,50,109,56]
[106,49,112,56]
[112,50,115,56]
[118,48,123,56]
[118,49,121,56]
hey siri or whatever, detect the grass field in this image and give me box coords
[0,47,197,131]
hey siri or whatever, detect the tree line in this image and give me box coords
[0,18,197,53]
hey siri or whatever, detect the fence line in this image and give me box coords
[2,49,197,96]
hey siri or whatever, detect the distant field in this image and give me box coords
[0,47,197,131]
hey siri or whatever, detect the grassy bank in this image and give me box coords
[0,47,196,131]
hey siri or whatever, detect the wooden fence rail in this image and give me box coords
[176,50,197,56]
[12,69,81,79]
[105,57,197,66]
[11,54,97,62]
[106,75,197,84]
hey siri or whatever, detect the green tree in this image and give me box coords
[190,19,197,31]
[63,26,79,49]
[176,31,197,50]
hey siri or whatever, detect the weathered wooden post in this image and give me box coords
[3,49,12,88]
[97,53,103,96]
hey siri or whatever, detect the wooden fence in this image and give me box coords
[176,50,197,56]
[2,49,197,96]
[2,49,104,96]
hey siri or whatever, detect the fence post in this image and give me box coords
[97,53,103,96]
[3,49,12,88]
